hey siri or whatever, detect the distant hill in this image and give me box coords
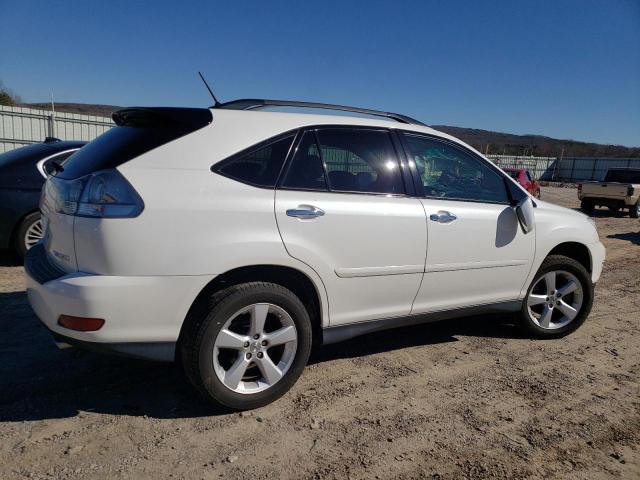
[23,102,640,158]
[433,125,640,158]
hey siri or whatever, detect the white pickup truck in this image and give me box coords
[579,168,640,218]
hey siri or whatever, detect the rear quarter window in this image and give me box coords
[214,134,295,188]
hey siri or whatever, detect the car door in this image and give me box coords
[399,133,535,314]
[275,127,427,326]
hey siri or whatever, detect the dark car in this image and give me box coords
[0,138,86,257]
[503,167,541,198]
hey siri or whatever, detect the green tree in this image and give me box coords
[0,81,20,106]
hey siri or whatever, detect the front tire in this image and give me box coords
[630,202,640,219]
[14,212,43,259]
[180,282,312,410]
[518,255,593,339]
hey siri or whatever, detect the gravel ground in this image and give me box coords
[1,186,639,480]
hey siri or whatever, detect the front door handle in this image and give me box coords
[429,210,457,223]
[286,205,325,219]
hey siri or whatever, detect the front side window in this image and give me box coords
[216,135,294,187]
[316,129,404,194]
[402,134,508,204]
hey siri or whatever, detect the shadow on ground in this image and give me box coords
[0,249,21,267]
[0,289,521,422]
[607,231,640,245]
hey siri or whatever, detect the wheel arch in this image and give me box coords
[178,264,325,350]
[546,242,592,273]
[9,208,40,252]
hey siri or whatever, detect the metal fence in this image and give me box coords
[488,155,640,183]
[0,105,114,153]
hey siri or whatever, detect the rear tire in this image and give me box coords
[180,282,312,410]
[14,212,43,259]
[518,255,593,339]
[630,202,640,219]
[580,199,594,214]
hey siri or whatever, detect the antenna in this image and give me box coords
[198,71,220,106]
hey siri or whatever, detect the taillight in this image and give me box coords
[42,169,144,218]
[76,170,144,218]
[577,183,582,191]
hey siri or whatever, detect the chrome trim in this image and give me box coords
[429,210,457,223]
[335,264,424,278]
[35,148,80,178]
[286,205,325,219]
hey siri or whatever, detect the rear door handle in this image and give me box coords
[429,210,457,223]
[286,205,325,219]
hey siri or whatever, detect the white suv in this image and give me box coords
[25,100,605,409]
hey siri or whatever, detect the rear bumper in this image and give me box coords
[579,194,637,206]
[48,330,177,362]
[25,250,215,360]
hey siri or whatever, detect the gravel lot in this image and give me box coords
[1,186,639,480]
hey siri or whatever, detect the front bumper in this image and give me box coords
[25,245,215,361]
[588,240,606,284]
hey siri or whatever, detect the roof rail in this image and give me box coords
[214,99,427,127]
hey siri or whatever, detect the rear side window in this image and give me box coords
[281,131,327,190]
[316,129,404,194]
[217,135,295,187]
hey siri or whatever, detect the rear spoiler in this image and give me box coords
[112,107,212,129]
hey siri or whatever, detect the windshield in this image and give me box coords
[604,169,640,183]
[505,170,519,179]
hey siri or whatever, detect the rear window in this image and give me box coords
[0,143,80,188]
[0,144,52,168]
[56,127,177,179]
[57,107,212,180]
[604,169,640,183]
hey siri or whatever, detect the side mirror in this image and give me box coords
[514,196,535,233]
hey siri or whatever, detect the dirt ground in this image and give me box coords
[1,186,639,480]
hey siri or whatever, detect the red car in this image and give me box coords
[503,167,541,198]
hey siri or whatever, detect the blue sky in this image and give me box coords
[1,0,638,146]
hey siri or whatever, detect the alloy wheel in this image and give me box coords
[213,303,298,394]
[527,270,584,330]
[24,219,44,250]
